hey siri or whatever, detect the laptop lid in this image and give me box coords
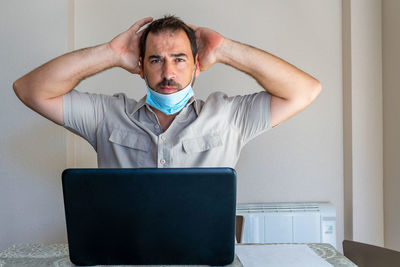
[62,168,237,266]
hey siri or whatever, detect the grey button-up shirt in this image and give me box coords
[63,90,271,168]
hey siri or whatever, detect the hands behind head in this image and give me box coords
[109,17,225,74]
[189,24,225,72]
[109,17,153,74]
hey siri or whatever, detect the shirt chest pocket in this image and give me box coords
[182,134,223,153]
[108,129,150,151]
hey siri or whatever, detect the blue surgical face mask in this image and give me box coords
[145,67,195,115]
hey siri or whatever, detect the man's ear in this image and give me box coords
[139,57,144,79]
[195,54,200,77]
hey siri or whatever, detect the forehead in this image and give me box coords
[145,29,192,58]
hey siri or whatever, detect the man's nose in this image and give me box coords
[162,61,176,80]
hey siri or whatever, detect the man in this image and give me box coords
[13,16,321,168]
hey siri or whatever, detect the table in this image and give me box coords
[0,243,356,267]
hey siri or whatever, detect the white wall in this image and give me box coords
[71,0,344,249]
[352,0,384,246]
[0,0,69,250]
[342,0,384,246]
[4,0,393,253]
[382,0,400,251]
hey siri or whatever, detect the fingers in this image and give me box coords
[137,26,148,37]
[130,17,153,32]
[187,23,198,31]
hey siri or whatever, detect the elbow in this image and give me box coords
[13,78,29,104]
[13,79,22,100]
[307,79,322,104]
[295,80,322,110]
[312,80,322,100]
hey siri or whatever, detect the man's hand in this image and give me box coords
[189,24,225,71]
[109,17,153,74]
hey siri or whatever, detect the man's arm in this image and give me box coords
[13,17,153,126]
[192,26,322,128]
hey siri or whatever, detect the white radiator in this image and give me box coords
[236,202,336,248]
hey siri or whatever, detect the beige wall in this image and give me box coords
[3,0,398,253]
[383,0,400,251]
[71,0,344,249]
[343,0,400,249]
[0,0,69,250]
[342,0,384,246]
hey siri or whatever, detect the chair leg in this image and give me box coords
[236,215,244,243]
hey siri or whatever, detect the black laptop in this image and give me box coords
[62,168,237,266]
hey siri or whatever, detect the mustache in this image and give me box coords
[156,78,182,89]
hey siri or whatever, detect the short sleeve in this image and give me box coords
[227,91,271,144]
[63,90,111,150]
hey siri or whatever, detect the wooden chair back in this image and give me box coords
[343,240,400,267]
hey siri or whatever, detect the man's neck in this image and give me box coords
[150,107,177,132]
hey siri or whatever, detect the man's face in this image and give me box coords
[140,29,199,94]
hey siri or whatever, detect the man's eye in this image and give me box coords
[151,59,161,64]
[176,58,185,62]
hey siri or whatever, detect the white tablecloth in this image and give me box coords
[235,244,332,267]
[0,243,356,267]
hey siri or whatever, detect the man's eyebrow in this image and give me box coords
[171,53,187,58]
[148,55,162,60]
[147,53,188,60]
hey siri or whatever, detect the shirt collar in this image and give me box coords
[130,95,147,115]
[187,97,201,116]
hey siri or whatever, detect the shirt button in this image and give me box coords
[160,159,166,164]
[154,124,159,129]
[161,136,166,141]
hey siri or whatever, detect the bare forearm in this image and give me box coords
[13,43,117,101]
[217,39,321,101]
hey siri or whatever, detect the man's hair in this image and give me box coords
[139,15,197,61]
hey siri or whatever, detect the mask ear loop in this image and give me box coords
[144,76,151,89]
[188,65,196,87]
[140,60,152,90]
